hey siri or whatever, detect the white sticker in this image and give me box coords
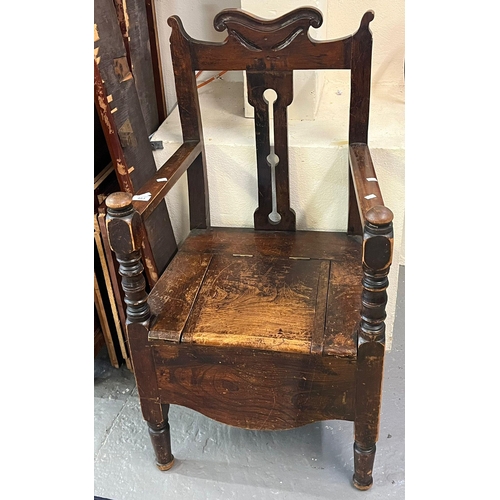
[364,194,377,200]
[132,192,152,202]
[156,177,168,182]
[366,177,378,182]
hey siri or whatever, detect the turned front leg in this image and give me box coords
[353,206,393,490]
[142,400,175,470]
[105,192,174,470]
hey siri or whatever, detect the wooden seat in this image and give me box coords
[105,6,394,490]
[149,228,362,357]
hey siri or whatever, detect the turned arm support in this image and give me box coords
[352,145,393,469]
[128,141,202,220]
[105,192,151,326]
[348,143,394,342]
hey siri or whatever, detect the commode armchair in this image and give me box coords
[105,7,394,490]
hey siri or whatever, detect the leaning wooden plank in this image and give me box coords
[97,209,127,330]
[113,0,160,134]
[94,214,129,366]
[94,0,178,276]
[94,272,120,368]
[94,0,161,189]
[94,61,134,193]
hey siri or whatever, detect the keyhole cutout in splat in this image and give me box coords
[263,88,281,225]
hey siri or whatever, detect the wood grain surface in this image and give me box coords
[152,343,356,429]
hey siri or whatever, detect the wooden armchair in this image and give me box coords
[105,7,393,490]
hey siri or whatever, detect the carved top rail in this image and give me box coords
[168,9,374,72]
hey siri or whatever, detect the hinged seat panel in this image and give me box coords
[182,254,328,354]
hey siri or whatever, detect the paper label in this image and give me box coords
[132,192,152,202]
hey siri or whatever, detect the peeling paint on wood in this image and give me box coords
[95,94,113,135]
[115,159,128,176]
[113,56,133,82]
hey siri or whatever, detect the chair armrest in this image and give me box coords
[349,144,393,347]
[349,143,393,227]
[131,141,202,219]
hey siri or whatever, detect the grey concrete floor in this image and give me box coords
[94,266,405,500]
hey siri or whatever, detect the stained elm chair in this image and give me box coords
[105,7,394,490]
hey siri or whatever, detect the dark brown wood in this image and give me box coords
[324,250,363,357]
[347,12,375,232]
[353,214,393,490]
[349,143,394,225]
[349,12,374,144]
[143,401,175,470]
[247,71,295,230]
[170,8,352,72]
[105,194,174,468]
[353,442,377,490]
[106,193,150,324]
[152,344,356,429]
[187,152,210,230]
[168,19,210,229]
[178,227,361,260]
[348,170,363,235]
[132,141,202,220]
[103,6,394,491]
[168,19,203,143]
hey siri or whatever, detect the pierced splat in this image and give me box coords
[247,71,295,230]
